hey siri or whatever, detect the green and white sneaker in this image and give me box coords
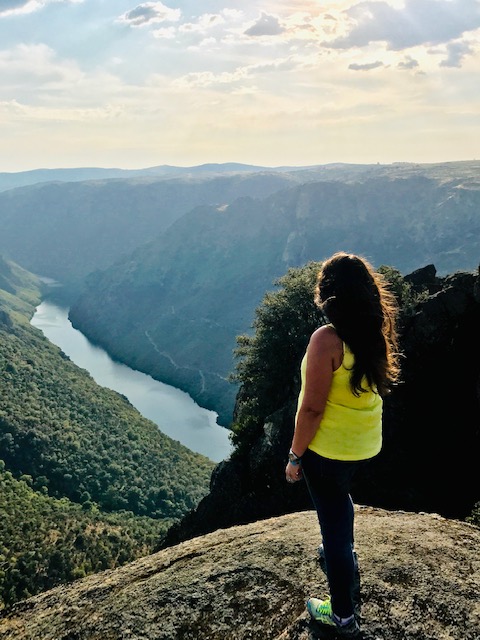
[306,597,360,637]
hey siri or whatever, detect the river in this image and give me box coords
[31,301,233,462]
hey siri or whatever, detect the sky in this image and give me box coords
[0,0,479,171]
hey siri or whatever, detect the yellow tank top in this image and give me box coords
[296,343,382,461]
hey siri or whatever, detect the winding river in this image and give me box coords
[31,301,233,462]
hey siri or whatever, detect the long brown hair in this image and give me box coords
[315,252,400,396]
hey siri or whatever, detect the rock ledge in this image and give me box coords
[0,507,478,640]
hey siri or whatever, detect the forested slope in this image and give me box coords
[0,310,214,519]
[69,173,480,424]
[0,465,169,609]
[0,257,215,608]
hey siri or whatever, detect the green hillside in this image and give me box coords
[0,257,215,608]
[0,303,214,519]
[0,464,169,610]
[0,255,41,319]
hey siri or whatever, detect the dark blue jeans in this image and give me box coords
[302,448,367,618]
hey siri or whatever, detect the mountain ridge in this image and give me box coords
[2,158,479,192]
[68,173,480,424]
[0,161,338,192]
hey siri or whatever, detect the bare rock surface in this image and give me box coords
[0,507,478,640]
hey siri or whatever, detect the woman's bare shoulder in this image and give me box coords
[309,324,342,353]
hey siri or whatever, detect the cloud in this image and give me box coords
[440,40,474,67]
[0,43,83,99]
[173,53,303,90]
[179,13,225,34]
[173,68,248,90]
[327,0,480,50]
[0,0,35,11]
[397,56,419,70]
[152,26,176,40]
[349,60,384,71]
[119,2,181,28]
[0,0,82,17]
[244,12,285,37]
[154,9,246,49]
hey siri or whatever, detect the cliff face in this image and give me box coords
[162,266,480,548]
[68,175,480,423]
[1,508,478,640]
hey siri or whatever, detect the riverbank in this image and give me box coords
[31,301,233,462]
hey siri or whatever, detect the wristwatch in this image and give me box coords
[288,449,302,465]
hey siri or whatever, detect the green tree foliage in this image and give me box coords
[377,264,429,319]
[466,503,480,528]
[230,262,325,452]
[0,318,214,519]
[0,464,170,610]
[0,262,216,609]
[230,261,428,455]
[0,257,214,523]
[0,255,42,322]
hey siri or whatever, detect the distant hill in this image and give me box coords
[0,171,308,299]
[69,171,480,424]
[1,159,479,192]
[0,163,276,192]
[0,162,331,193]
[1,160,478,301]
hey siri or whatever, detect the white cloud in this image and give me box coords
[0,0,36,14]
[0,43,83,95]
[152,26,176,40]
[0,100,124,124]
[118,2,181,28]
[0,43,129,112]
[173,68,248,90]
[0,0,82,17]
[244,12,285,37]
[326,0,480,50]
[179,13,225,34]
[398,55,420,70]
[440,40,474,67]
[173,54,302,90]
[222,9,244,21]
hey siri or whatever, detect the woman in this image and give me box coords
[285,252,400,637]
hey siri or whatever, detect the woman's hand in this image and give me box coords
[285,461,303,483]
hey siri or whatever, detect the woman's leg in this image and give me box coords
[302,449,362,618]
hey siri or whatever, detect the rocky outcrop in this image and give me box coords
[1,508,478,640]
[162,266,480,548]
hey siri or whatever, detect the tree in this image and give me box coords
[231,262,324,452]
